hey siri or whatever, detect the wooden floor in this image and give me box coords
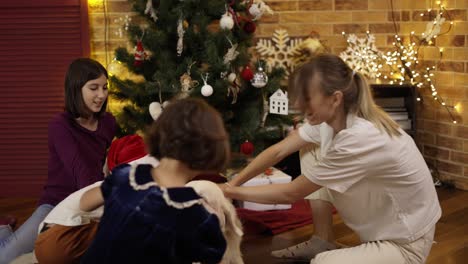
[1,186,467,263]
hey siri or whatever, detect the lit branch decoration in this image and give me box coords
[387,0,457,123]
[342,0,458,124]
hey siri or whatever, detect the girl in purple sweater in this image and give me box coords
[0,58,116,263]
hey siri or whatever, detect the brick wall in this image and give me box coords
[88,0,468,190]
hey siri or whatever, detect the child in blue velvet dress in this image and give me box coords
[79,98,230,263]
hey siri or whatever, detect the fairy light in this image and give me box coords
[341,1,458,124]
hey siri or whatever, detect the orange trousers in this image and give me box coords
[34,221,99,264]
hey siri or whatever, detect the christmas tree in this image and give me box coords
[110,0,291,153]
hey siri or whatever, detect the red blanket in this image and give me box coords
[236,200,314,235]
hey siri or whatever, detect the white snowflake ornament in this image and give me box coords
[256,29,303,77]
[340,33,383,79]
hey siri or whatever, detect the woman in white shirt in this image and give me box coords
[224,54,441,264]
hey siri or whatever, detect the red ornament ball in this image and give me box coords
[241,66,254,81]
[240,140,254,155]
[243,21,256,34]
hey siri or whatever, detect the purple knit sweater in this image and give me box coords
[39,112,116,206]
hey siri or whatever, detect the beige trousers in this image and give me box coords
[310,224,435,264]
[300,146,436,264]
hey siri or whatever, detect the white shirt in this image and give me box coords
[38,155,159,233]
[298,115,441,243]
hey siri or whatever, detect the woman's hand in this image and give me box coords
[223,175,321,204]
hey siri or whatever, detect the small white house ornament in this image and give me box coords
[269,89,288,115]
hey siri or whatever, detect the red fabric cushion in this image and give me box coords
[236,200,314,235]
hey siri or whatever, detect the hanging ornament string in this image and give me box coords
[251,60,268,88]
[177,16,185,56]
[200,73,214,97]
[227,3,240,27]
[134,30,148,67]
[223,37,240,65]
[145,0,158,22]
[180,61,198,95]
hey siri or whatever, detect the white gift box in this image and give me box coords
[240,168,292,211]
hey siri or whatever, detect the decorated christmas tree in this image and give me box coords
[110,0,292,153]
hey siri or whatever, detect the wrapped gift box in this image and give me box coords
[240,168,292,211]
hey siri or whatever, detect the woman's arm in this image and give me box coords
[229,130,312,187]
[225,175,321,204]
[79,186,104,212]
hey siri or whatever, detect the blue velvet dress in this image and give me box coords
[81,164,226,263]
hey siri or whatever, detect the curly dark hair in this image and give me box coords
[146,98,230,172]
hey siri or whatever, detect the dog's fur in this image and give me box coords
[186,180,244,264]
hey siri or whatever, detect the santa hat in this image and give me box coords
[107,135,148,171]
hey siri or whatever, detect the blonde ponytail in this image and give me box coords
[353,72,401,137]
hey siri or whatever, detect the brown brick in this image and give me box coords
[267,1,297,11]
[457,0,468,8]
[257,24,332,38]
[466,167,468,177]
[368,0,389,10]
[451,151,468,163]
[454,125,468,139]
[417,103,436,120]
[298,0,333,11]
[454,73,468,86]
[435,86,465,98]
[454,22,468,34]
[321,35,348,47]
[279,13,314,23]
[436,35,465,47]
[412,10,438,21]
[399,23,428,34]
[449,9,468,21]
[438,61,465,73]
[437,160,463,174]
[111,2,133,12]
[314,12,352,23]
[424,145,450,160]
[424,120,453,134]
[417,119,424,129]
[369,23,398,33]
[335,0,368,10]
[401,11,410,21]
[386,35,410,45]
[388,11,400,21]
[453,177,468,190]
[464,140,468,152]
[435,72,455,86]
[418,132,436,144]
[436,109,463,125]
[261,14,280,24]
[333,24,367,34]
[332,47,347,54]
[436,135,464,150]
[400,1,428,9]
[352,11,387,22]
